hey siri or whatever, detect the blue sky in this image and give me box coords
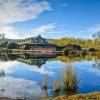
[0,0,100,39]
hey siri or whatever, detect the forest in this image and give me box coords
[48,38,100,50]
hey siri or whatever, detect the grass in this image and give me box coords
[53,92,100,100]
[41,76,48,90]
[53,80,60,96]
[62,65,78,93]
[1,92,100,100]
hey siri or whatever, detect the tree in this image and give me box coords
[6,42,17,49]
[93,31,100,40]
[0,41,8,48]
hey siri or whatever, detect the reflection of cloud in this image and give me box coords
[0,61,55,76]
[73,61,100,76]
[0,76,44,98]
[0,61,18,74]
[29,66,55,76]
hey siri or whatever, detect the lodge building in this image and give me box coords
[17,35,57,52]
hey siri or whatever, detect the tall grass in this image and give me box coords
[62,64,78,93]
[41,76,48,97]
[53,80,60,96]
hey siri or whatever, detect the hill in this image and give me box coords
[0,38,21,42]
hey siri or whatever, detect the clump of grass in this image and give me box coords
[53,80,60,96]
[41,76,49,97]
[41,77,48,90]
[62,64,78,93]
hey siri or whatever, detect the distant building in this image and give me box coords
[17,35,57,52]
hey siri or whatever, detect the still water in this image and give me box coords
[0,54,100,98]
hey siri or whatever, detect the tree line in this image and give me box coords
[48,38,100,50]
[0,41,17,49]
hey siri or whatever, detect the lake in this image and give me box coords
[0,53,100,98]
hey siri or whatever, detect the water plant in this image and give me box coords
[62,64,78,94]
[53,80,60,96]
[41,76,48,97]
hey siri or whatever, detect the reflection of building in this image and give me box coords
[18,53,57,59]
[17,35,57,52]
[17,58,48,68]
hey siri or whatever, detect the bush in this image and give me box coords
[62,65,78,93]
[6,42,17,49]
[0,41,8,48]
[53,80,60,96]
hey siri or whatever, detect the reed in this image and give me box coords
[53,80,60,96]
[41,76,48,90]
[62,64,78,93]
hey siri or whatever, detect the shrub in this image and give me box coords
[0,41,8,48]
[41,77,48,90]
[53,80,60,96]
[6,42,17,49]
[62,65,78,93]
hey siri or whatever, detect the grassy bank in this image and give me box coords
[1,92,100,100]
[51,92,100,100]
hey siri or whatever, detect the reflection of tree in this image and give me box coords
[93,62,100,70]
[0,54,17,61]
[54,54,100,63]
[0,70,5,77]
[53,80,60,97]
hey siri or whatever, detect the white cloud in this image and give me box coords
[0,23,57,39]
[26,23,57,37]
[76,24,100,39]
[61,3,68,7]
[0,0,51,24]
[87,24,100,33]
[0,25,21,39]
[79,24,100,34]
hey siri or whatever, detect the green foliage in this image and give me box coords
[93,31,100,39]
[53,80,60,93]
[6,42,17,49]
[0,41,8,48]
[41,76,48,90]
[1,92,100,100]
[48,38,100,50]
[62,65,78,92]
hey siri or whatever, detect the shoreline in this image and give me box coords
[0,92,100,100]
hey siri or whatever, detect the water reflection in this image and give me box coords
[93,62,100,70]
[0,53,99,98]
[0,77,44,98]
[0,70,5,77]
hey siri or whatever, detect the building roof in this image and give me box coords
[18,42,57,46]
[17,35,47,43]
[17,35,58,46]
